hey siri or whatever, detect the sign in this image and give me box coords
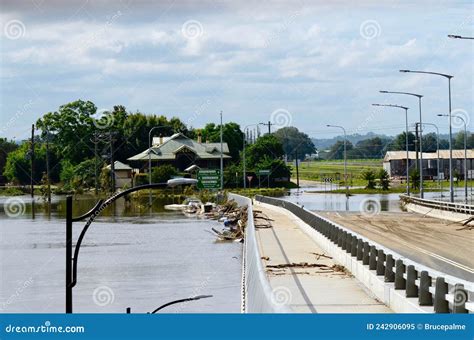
[197,169,221,189]
[258,169,271,176]
[468,170,474,180]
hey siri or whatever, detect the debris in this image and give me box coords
[310,252,333,260]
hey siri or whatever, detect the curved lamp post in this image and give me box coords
[399,69,454,202]
[380,91,424,198]
[149,295,213,313]
[65,178,198,313]
[438,114,468,203]
[326,124,348,195]
[448,35,474,40]
[373,104,410,195]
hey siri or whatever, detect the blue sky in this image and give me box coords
[1,0,472,140]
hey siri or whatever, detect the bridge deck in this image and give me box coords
[254,201,391,313]
[318,211,474,282]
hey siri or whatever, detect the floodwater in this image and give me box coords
[0,195,242,313]
[281,185,471,212]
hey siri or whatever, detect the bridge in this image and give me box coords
[231,193,473,314]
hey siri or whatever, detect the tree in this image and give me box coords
[453,131,473,149]
[327,140,354,160]
[361,169,376,189]
[354,137,388,158]
[421,133,438,152]
[151,164,177,183]
[255,156,291,186]
[273,127,316,160]
[378,169,390,190]
[0,138,18,183]
[388,132,415,151]
[200,122,244,161]
[245,134,285,167]
[410,168,420,190]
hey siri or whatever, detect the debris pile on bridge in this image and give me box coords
[210,200,248,242]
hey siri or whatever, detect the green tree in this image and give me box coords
[273,127,316,160]
[354,137,388,158]
[378,169,390,190]
[151,164,178,183]
[245,134,285,167]
[361,169,376,189]
[200,122,244,161]
[421,133,438,152]
[388,132,415,151]
[410,168,420,190]
[0,138,18,183]
[255,156,291,186]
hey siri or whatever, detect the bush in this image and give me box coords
[151,164,178,183]
[378,169,390,190]
[361,169,376,189]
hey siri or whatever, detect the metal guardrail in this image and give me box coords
[256,195,473,314]
[230,193,291,313]
[400,194,474,215]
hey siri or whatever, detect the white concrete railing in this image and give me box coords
[400,194,474,215]
[229,193,291,313]
[256,195,473,314]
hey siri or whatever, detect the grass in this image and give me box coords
[290,159,383,186]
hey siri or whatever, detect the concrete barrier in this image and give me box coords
[230,193,291,313]
[256,195,473,314]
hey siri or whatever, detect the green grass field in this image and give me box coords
[290,159,383,186]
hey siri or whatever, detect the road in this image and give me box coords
[318,211,474,282]
[254,201,391,313]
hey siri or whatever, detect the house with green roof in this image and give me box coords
[127,133,231,172]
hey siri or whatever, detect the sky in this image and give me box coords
[1,0,472,140]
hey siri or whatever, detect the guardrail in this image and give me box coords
[256,195,473,314]
[229,193,291,313]
[400,194,474,215]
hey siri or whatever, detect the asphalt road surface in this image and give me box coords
[318,211,474,282]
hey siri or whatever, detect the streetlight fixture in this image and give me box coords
[380,90,425,198]
[326,124,349,195]
[421,122,442,195]
[242,123,266,188]
[149,295,213,313]
[438,114,468,203]
[399,69,455,202]
[448,35,474,40]
[373,104,410,195]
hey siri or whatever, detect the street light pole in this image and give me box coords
[380,91,424,197]
[399,70,454,202]
[326,124,348,195]
[373,104,410,195]
[439,114,468,203]
[421,122,441,195]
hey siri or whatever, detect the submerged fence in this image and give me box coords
[229,193,291,313]
[256,195,473,314]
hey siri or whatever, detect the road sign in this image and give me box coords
[197,169,221,189]
[258,169,271,176]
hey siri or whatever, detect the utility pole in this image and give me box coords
[91,132,101,195]
[45,129,51,204]
[109,132,115,192]
[295,150,300,188]
[267,121,274,134]
[415,123,419,170]
[220,111,224,190]
[30,124,35,199]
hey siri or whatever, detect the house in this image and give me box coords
[127,133,231,172]
[383,150,474,179]
[105,161,133,189]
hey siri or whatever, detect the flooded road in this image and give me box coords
[0,196,242,313]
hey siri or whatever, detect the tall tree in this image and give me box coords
[327,140,354,160]
[388,132,416,151]
[273,127,316,160]
[200,122,244,161]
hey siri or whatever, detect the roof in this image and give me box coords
[128,133,231,161]
[384,150,474,162]
[105,161,132,170]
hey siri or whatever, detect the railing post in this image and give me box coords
[362,242,370,265]
[418,271,433,306]
[338,230,344,248]
[384,254,394,282]
[406,265,418,297]
[356,239,363,261]
[350,236,357,257]
[452,284,468,313]
[341,231,347,250]
[369,246,377,270]
[345,233,351,253]
[376,249,385,275]
[434,277,449,313]
[66,196,73,314]
[394,260,406,289]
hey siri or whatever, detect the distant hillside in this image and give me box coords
[312,132,392,150]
